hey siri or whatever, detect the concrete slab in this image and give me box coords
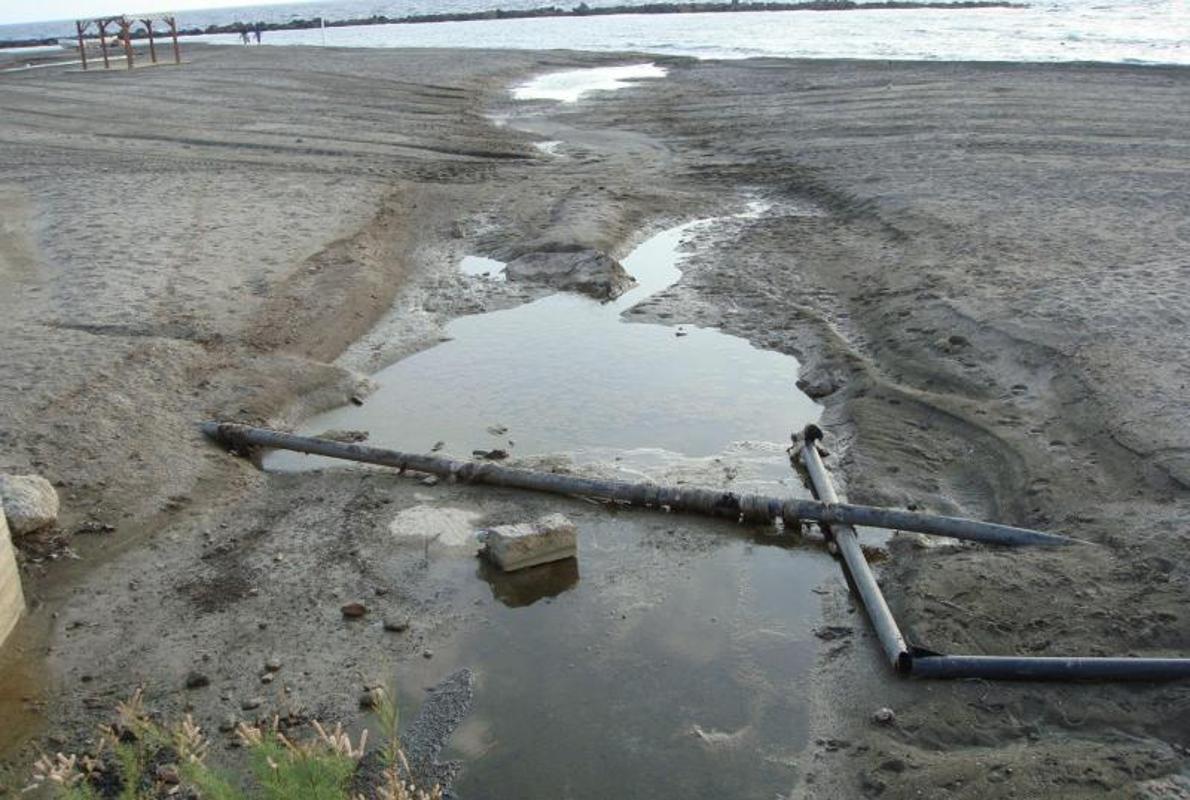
[0,506,24,649]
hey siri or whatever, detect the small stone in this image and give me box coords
[383,618,410,633]
[872,707,896,725]
[184,671,210,689]
[242,697,263,711]
[422,649,434,659]
[264,657,282,672]
[260,673,274,684]
[156,764,180,784]
[420,475,440,487]
[341,602,367,619]
[218,714,237,732]
[359,687,383,710]
[813,625,853,642]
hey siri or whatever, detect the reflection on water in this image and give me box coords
[268,206,820,487]
[392,512,831,800]
[511,62,668,103]
[477,557,580,608]
[458,254,506,279]
[266,190,830,797]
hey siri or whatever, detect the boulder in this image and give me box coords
[504,248,634,300]
[0,474,59,535]
[478,513,577,572]
[0,507,24,649]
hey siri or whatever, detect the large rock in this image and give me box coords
[0,507,25,649]
[0,474,59,535]
[504,248,635,300]
[478,513,577,572]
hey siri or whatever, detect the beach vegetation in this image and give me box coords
[27,687,440,800]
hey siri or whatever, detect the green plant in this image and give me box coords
[28,687,442,800]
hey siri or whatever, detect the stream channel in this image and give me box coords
[267,66,839,799]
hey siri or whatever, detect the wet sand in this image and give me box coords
[0,44,1187,797]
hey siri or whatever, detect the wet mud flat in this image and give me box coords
[262,73,832,794]
[0,45,1188,799]
[600,59,1190,798]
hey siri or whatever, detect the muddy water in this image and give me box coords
[270,211,819,493]
[264,68,833,798]
[266,208,835,797]
[396,512,832,799]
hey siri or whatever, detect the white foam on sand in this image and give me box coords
[511,63,667,103]
[533,140,564,157]
[388,504,483,548]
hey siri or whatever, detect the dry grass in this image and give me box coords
[27,687,441,800]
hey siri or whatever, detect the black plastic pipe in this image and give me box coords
[199,421,1079,547]
[798,425,1190,682]
[800,433,911,672]
[909,654,1190,681]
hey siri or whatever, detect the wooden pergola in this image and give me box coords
[75,15,181,70]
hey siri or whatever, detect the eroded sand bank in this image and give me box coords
[0,44,1187,797]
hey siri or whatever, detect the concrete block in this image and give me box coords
[0,505,25,649]
[479,513,577,571]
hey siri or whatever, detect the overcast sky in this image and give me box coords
[0,0,295,26]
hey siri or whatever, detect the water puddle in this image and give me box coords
[511,62,667,103]
[264,66,833,799]
[394,513,830,800]
[457,254,506,279]
[270,210,819,492]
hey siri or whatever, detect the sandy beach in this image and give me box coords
[0,43,1187,797]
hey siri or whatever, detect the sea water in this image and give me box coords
[3,0,1186,65]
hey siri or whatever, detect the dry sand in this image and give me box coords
[0,44,1187,797]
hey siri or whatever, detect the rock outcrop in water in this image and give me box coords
[505,247,635,300]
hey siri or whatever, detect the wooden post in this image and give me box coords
[167,17,180,65]
[119,17,134,70]
[142,19,157,64]
[75,20,89,71]
[97,19,110,69]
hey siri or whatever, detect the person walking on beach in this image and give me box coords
[253,24,262,44]
[239,27,250,45]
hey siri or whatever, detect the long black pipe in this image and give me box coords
[797,425,1190,682]
[909,654,1190,681]
[200,422,1080,547]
